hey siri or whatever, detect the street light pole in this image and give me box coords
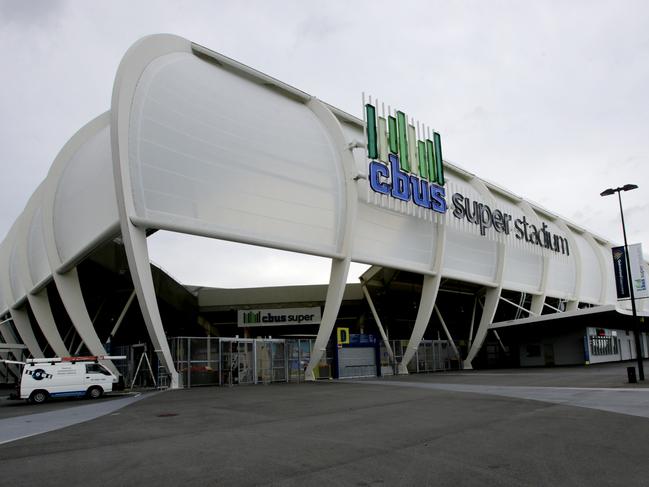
[601,184,643,380]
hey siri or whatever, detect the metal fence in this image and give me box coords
[168,337,334,387]
[380,339,454,375]
[168,336,453,388]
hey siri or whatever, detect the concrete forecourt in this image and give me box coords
[3,364,649,486]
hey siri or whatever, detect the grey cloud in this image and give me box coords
[2,0,648,286]
[295,13,349,43]
[0,0,66,25]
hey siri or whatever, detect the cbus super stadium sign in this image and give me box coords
[364,96,569,256]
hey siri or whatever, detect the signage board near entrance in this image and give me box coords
[337,327,350,345]
[238,307,321,327]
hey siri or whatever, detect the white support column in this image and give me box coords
[0,343,20,379]
[464,287,501,368]
[398,172,447,375]
[116,223,179,388]
[361,283,395,365]
[303,97,358,381]
[27,291,70,357]
[399,274,442,374]
[9,308,44,358]
[0,262,43,359]
[517,200,548,317]
[74,338,86,356]
[554,218,581,311]
[583,233,609,305]
[467,296,477,350]
[566,301,579,312]
[0,317,22,361]
[433,305,461,360]
[493,330,507,353]
[52,268,118,374]
[463,176,506,369]
[305,98,364,381]
[62,325,76,350]
[108,289,136,340]
[305,257,351,381]
[530,294,546,316]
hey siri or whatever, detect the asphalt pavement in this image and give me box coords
[1,362,649,486]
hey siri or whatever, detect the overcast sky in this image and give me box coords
[1,0,647,288]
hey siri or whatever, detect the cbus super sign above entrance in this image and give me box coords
[364,99,569,256]
[238,307,322,327]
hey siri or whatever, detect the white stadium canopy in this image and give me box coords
[1,34,646,387]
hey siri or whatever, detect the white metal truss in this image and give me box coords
[361,283,395,366]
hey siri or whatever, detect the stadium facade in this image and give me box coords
[1,34,647,389]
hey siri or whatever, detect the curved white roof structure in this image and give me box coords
[1,34,646,387]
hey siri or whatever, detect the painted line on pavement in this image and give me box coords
[0,392,158,445]
[354,380,649,419]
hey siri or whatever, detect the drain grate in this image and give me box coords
[156,413,179,417]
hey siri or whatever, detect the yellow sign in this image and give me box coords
[337,327,350,345]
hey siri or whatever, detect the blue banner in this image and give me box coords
[347,334,377,347]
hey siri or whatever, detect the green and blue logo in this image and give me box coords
[242,311,261,325]
[365,100,446,214]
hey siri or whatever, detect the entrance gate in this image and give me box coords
[169,337,450,387]
[255,339,286,384]
[170,337,299,387]
[221,338,255,386]
[286,339,314,382]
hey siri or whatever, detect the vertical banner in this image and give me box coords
[612,244,649,300]
[628,243,649,299]
[612,246,630,299]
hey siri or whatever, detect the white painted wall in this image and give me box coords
[585,327,649,364]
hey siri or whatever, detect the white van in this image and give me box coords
[14,356,125,404]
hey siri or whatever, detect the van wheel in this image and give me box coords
[87,386,103,399]
[30,390,48,404]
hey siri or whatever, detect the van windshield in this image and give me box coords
[86,364,112,375]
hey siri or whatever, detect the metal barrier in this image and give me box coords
[169,337,450,387]
[256,339,287,384]
[220,338,254,386]
[380,339,453,375]
[169,337,326,387]
[113,343,165,388]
